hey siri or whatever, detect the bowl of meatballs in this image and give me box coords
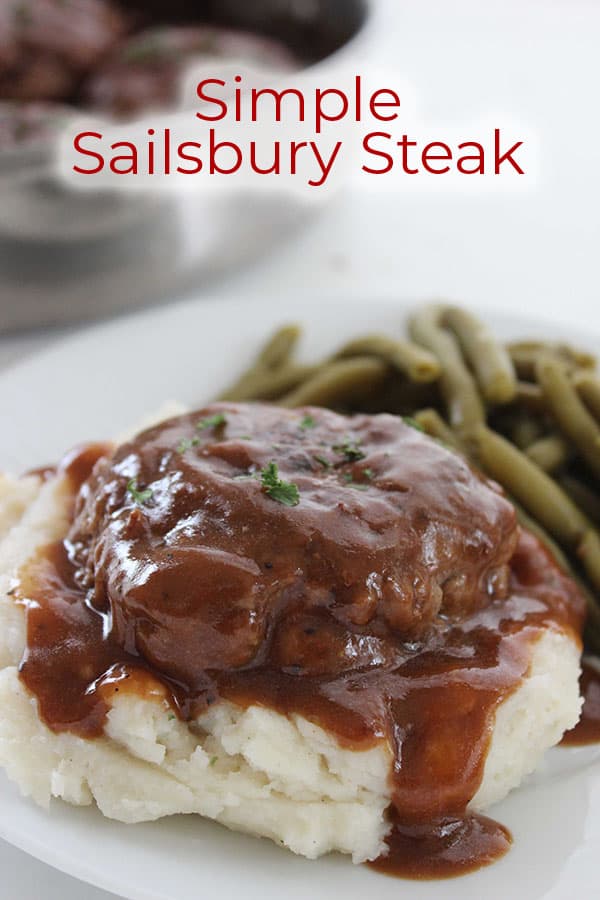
[0,0,371,329]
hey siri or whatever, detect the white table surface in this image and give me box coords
[1,0,599,897]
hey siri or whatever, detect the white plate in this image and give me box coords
[0,294,599,900]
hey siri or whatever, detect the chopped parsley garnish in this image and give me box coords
[167,713,176,721]
[209,755,218,767]
[313,454,332,469]
[260,461,300,507]
[177,437,200,453]
[126,479,153,505]
[196,412,227,431]
[332,439,366,462]
[362,468,374,480]
[342,473,368,491]
[299,414,316,430]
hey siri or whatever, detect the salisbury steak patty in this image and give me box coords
[65,403,518,685]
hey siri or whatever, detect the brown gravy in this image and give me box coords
[561,661,600,746]
[15,404,586,878]
[368,811,512,880]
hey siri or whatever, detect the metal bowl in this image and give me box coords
[0,0,371,332]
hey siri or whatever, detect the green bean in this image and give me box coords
[575,373,600,423]
[470,424,590,547]
[409,305,485,432]
[525,435,570,473]
[535,355,600,480]
[333,335,440,383]
[513,381,547,415]
[559,474,600,524]
[278,357,388,408]
[256,325,301,370]
[508,341,596,381]
[510,416,544,450]
[346,375,436,417]
[507,349,538,382]
[220,364,319,402]
[219,325,302,400]
[442,306,517,404]
[412,408,463,450]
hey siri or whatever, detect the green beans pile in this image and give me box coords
[219,305,600,652]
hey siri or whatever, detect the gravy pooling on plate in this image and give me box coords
[16,403,586,878]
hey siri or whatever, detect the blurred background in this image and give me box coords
[1,0,599,360]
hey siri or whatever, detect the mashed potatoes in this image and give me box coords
[0,443,583,864]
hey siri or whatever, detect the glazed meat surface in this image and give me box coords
[67,403,519,685]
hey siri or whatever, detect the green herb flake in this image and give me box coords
[342,472,368,491]
[209,755,218,767]
[126,479,153,505]
[362,468,374,480]
[299,414,316,430]
[167,713,176,721]
[196,412,227,431]
[313,454,332,469]
[332,439,366,463]
[177,437,200,454]
[260,461,300,507]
